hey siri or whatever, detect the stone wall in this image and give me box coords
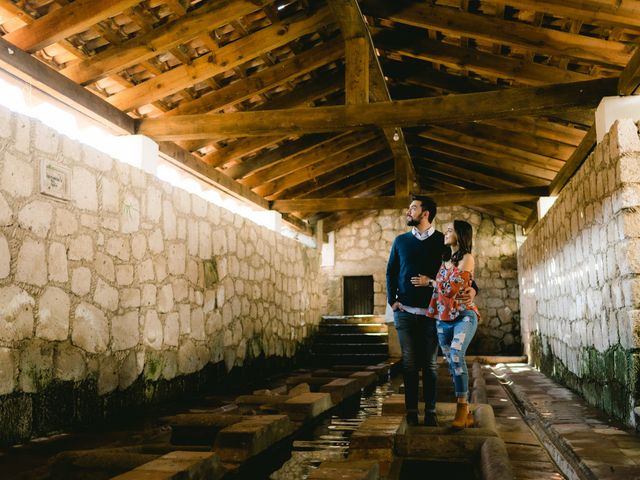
[322,206,521,354]
[0,105,322,444]
[518,119,640,426]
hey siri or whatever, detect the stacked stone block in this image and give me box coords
[0,105,322,442]
[518,119,640,426]
[322,207,521,354]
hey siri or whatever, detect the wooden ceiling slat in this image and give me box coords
[107,8,335,111]
[272,187,549,212]
[163,37,344,117]
[137,77,618,139]
[60,0,272,85]
[479,117,585,147]
[414,156,522,189]
[259,137,388,199]
[241,130,379,188]
[410,144,547,186]
[374,29,593,85]
[362,1,632,66]
[412,138,557,181]
[226,132,339,180]
[2,0,141,53]
[418,127,565,171]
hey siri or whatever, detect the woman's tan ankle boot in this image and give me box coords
[452,402,473,429]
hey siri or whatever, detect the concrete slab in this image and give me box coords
[162,414,246,445]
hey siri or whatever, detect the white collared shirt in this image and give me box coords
[412,224,435,241]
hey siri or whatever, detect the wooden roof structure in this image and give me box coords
[0,0,639,234]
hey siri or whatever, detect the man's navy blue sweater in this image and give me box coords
[386,231,445,308]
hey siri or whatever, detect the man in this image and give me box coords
[386,195,476,426]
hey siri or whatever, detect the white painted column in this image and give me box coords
[595,95,640,143]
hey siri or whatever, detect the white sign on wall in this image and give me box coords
[40,159,70,201]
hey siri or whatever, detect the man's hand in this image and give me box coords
[456,286,476,304]
[391,302,402,311]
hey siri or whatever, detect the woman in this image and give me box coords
[414,220,479,429]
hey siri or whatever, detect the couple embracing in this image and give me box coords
[386,195,479,429]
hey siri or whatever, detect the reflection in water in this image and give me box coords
[270,381,396,480]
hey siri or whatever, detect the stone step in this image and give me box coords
[110,451,223,480]
[162,414,247,446]
[309,369,379,389]
[314,333,389,344]
[310,353,388,366]
[213,415,294,463]
[51,449,161,479]
[279,392,333,422]
[321,315,387,325]
[318,324,388,334]
[311,343,389,354]
[349,415,406,477]
[308,459,380,480]
[318,378,362,404]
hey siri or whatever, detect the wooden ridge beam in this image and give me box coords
[2,0,141,53]
[60,0,270,85]
[329,0,413,198]
[107,7,335,111]
[271,187,549,212]
[373,29,592,86]
[361,0,631,66]
[163,38,345,117]
[137,77,618,139]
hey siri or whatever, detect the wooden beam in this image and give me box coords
[0,37,134,134]
[272,187,549,212]
[328,0,413,198]
[60,0,269,85]
[344,36,369,104]
[2,0,141,52]
[241,131,380,188]
[548,125,596,196]
[107,8,335,111]
[488,0,640,31]
[158,142,268,210]
[373,29,592,86]
[163,38,344,117]
[258,137,388,199]
[362,0,632,66]
[412,138,557,181]
[137,78,618,139]
[619,46,640,95]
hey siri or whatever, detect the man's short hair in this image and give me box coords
[412,195,437,222]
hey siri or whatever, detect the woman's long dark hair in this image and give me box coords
[443,220,473,266]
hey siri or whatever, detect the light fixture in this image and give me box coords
[392,128,400,141]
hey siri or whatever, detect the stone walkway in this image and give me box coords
[489,363,640,480]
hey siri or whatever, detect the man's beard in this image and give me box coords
[407,217,420,227]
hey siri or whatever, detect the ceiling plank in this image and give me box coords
[414,156,522,189]
[373,29,593,86]
[107,8,335,111]
[362,0,631,66]
[60,0,270,85]
[272,187,549,212]
[2,0,141,53]
[137,77,618,139]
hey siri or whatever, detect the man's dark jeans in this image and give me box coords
[393,310,438,413]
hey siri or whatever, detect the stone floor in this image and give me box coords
[489,363,640,480]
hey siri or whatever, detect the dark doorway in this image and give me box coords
[343,275,374,315]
